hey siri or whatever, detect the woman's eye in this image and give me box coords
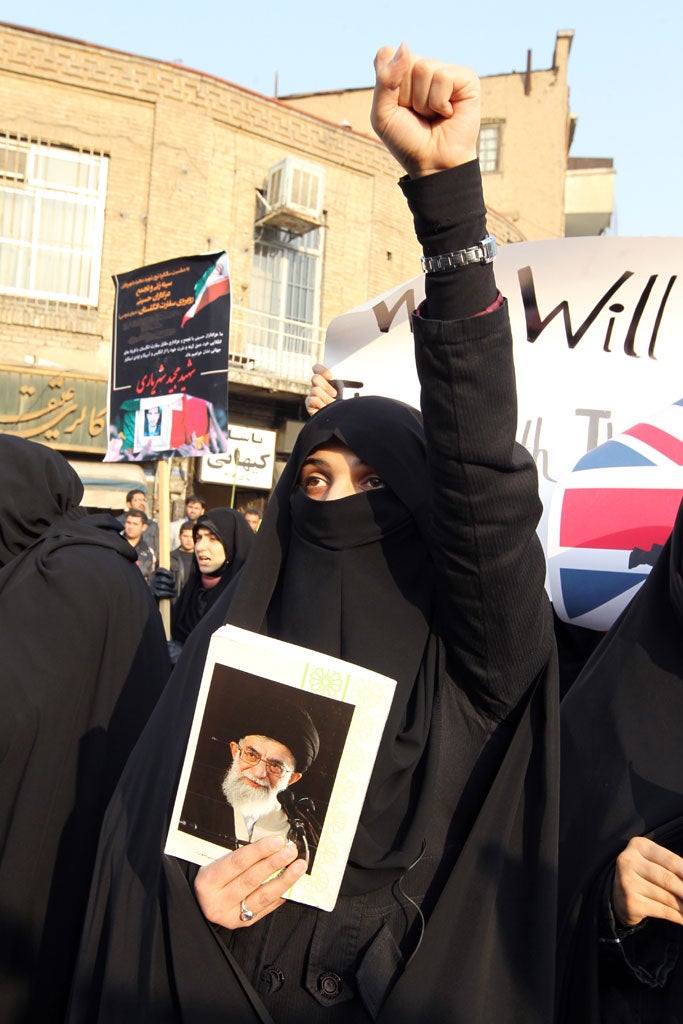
[302,474,325,490]
[364,476,384,490]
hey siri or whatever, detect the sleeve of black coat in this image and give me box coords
[413,301,553,720]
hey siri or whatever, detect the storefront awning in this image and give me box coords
[68,460,149,510]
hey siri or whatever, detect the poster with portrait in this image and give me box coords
[165,625,396,912]
[105,251,231,462]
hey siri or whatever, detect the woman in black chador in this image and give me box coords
[170,507,254,646]
[0,435,170,1023]
[558,496,683,1024]
[69,44,559,1024]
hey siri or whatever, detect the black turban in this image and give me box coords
[231,695,320,772]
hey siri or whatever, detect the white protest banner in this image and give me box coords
[325,237,683,628]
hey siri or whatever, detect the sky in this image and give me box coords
[2,0,681,237]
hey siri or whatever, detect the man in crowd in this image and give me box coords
[122,508,156,581]
[243,507,262,533]
[169,520,196,598]
[169,493,206,550]
[117,487,159,560]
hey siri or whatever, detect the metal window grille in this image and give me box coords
[0,133,108,305]
[478,124,500,173]
[244,225,324,379]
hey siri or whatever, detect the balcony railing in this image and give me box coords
[229,305,325,386]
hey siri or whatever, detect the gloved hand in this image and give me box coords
[149,567,176,599]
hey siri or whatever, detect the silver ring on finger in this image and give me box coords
[240,899,255,923]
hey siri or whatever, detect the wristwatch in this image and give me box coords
[420,235,497,274]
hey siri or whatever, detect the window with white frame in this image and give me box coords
[0,135,108,305]
[249,225,323,357]
[478,123,501,173]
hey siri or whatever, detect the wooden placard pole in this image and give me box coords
[156,457,171,639]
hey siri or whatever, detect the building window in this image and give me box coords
[0,135,108,305]
[246,225,323,376]
[478,123,501,173]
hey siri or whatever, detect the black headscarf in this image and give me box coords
[0,433,85,565]
[230,696,320,772]
[171,508,254,644]
[557,496,683,1022]
[0,435,171,1023]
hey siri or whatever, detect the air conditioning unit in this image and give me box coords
[256,157,325,235]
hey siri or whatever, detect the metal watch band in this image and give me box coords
[420,235,497,274]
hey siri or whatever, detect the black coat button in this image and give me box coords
[317,972,343,999]
[260,964,285,992]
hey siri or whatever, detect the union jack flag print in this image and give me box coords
[547,400,683,630]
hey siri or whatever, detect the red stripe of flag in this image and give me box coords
[560,487,683,550]
[624,424,683,465]
[192,277,229,318]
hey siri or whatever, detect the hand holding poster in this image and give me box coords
[165,625,396,912]
[105,252,231,462]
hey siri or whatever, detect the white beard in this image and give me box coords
[221,757,288,820]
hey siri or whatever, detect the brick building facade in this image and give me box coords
[283,31,588,244]
[0,23,610,511]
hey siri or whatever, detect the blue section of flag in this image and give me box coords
[574,441,655,472]
[560,567,649,619]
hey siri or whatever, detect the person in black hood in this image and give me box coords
[170,508,254,647]
[557,496,683,1024]
[0,434,171,1024]
[68,45,559,1024]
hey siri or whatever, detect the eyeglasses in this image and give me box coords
[236,744,293,779]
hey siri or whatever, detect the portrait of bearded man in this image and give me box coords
[180,697,321,866]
